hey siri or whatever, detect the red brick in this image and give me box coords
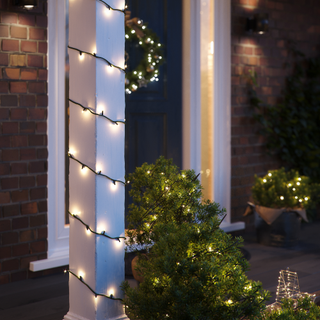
[38,200,47,212]
[20,94,35,107]
[10,55,26,67]
[0,219,11,232]
[21,41,37,53]
[0,82,9,93]
[21,68,37,80]
[20,148,36,160]
[12,217,29,230]
[36,16,47,28]
[12,190,28,202]
[2,39,19,52]
[2,95,18,107]
[29,82,46,94]
[20,122,35,134]
[11,270,27,282]
[30,187,46,200]
[0,246,11,259]
[29,135,45,146]
[36,122,46,133]
[29,161,47,173]
[11,135,28,147]
[1,177,19,189]
[36,174,47,186]
[11,108,27,120]
[2,149,19,161]
[21,202,38,215]
[30,28,46,40]
[11,26,27,39]
[20,229,36,242]
[0,53,8,66]
[2,232,19,245]
[10,82,27,93]
[0,136,10,147]
[11,162,27,175]
[27,55,43,67]
[29,108,46,120]
[19,14,35,26]
[0,25,9,37]
[0,192,10,204]
[12,243,29,256]
[2,204,19,217]
[37,149,48,160]
[30,214,46,227]
[3,68,20,79]
[2,259,19,272]
[37,95,47,107]
[38,42,47,53]
[38,69,47,80]
[30,240,46,253]
[38,227,47,239]
[20,176,35,188]
[1,12,18,24]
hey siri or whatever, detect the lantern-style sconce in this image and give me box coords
[246,13,269,34]
[13,0,37,9]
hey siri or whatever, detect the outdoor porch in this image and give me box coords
[1,220,319,320]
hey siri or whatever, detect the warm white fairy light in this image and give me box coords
[263,179,267,183]
[304,197,308,201]
[296,182,300,186]
[280,196,284,200]
[268,173,272,177]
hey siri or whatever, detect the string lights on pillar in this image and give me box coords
[67,0,126,309]
[65,270,124,301]
[68,153,126,185]
[69,99,126,125]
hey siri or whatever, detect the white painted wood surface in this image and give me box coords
[65,0,128,319]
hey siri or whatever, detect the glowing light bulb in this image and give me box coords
[293,188,296,191]
[305,197,308,201]
[79,52,84,60]
[280,196,284,200]
[299,199,302,202]
[268,173,272,177]
[108,288,115,297]
[110,182,117,191]
[81,165,88,174]
[86,228,91,235]
[131,30,135,34]
[79,271,85,279]
[263,179,267,183]
[147,170,150,174]
[288,183,292,187]
[298,177,301,181]
[296,182,300,186]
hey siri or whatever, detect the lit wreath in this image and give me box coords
[125,12,164,94]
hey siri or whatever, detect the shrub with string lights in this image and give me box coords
[122,157,269,320]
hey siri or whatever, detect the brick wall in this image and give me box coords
[0,0,48,284]
[230,0,320,228]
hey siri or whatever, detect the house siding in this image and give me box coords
[0,0,49,284]
[230,0,320,228]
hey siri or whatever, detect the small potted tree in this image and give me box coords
[248,168,320,247]
[122,157,269,319]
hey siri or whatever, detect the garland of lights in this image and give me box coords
[69,99,125,125]
[68,45,126,73]
[68,211,126,241]
[125,16,164,94]
[68,153,126,185]
[65,270,123,301]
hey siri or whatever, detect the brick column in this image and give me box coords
[0,1,48,284]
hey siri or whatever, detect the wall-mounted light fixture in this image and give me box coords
[13,0,37,9]
[246,13,269,34]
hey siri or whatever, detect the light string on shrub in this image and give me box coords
[97,0,126,13]
[68,152,126,185]
[69,98,125,125]
[65,270,123,301]
[68,45,126,73]
[68,211,125,242]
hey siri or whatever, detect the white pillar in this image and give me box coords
[65,0,128,319]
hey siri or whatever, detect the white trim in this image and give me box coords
[30,0,70,272]
[182,0,245,232]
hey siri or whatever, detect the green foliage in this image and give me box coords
[251,168,320,210]
[262,296,320,320]
[122,157,270,320]
[248,56,320,182]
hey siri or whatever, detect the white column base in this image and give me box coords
[64,312,129,320]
